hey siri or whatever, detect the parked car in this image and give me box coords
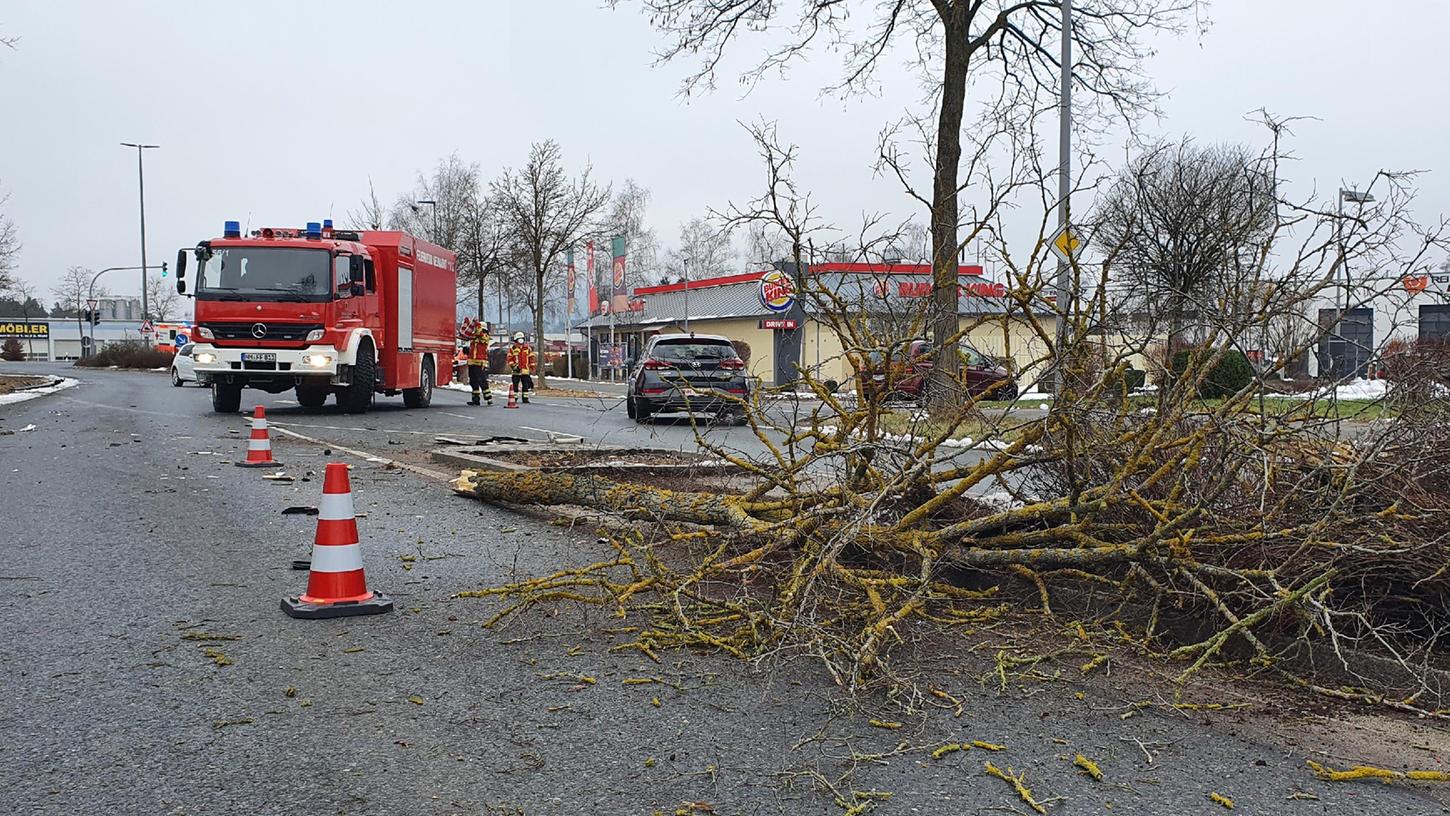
[170,343,197,387]
[855,338,1017,402]
[627,333,750,424]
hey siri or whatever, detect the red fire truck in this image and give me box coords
[174,219,456,414]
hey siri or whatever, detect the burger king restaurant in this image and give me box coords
[575,262,1056,389]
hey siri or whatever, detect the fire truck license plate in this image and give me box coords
[242,352,276,363]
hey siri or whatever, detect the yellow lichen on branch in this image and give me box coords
[1073,753,1103,780]
[984,761,1046,814]
[1307,759,1450,784]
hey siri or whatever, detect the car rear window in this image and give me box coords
[651,340,738,362]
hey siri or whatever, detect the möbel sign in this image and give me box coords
[0,321,49,339]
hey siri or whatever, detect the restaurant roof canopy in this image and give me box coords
[575,262,1029,330]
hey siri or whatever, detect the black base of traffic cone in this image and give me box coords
[236,460,282,468]
[281,592,394,620]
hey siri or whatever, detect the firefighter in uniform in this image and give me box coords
[458,318,493,407]
[506,332,536,404]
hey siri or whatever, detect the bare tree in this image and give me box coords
[617,0,1194,410]
[145,274,182,322]
[51,266,99,340]
[11,278,40,357]
[1095,139,1278,352]
[664,216,736,281]
[602,179,660,284]
[387,154,481,256]
[489,141,611,386]
[740,221,791,268]
[345,177,386,231]
[0,187,19,295]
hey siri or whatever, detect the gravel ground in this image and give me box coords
[1,366,1445,815]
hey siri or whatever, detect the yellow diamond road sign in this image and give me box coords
[1050,224,1083,262]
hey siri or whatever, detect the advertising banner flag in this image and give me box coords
[587,240,599,315]
[610,235,628,315]
[565,248,577,318]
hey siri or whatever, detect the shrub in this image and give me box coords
[0,337,23,361]
[732,339,752,366]
[1169,347,1255,399]
[73,340,174,369]
[1381,338,1450,402]
[1123,368,1147,391]
[547,350,589,379]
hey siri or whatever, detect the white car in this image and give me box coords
[171,343,198,387]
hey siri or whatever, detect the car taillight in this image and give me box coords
[642,359,672,370]
[720,358,746,370]
[641,386,667,394]
[725,386,747,394]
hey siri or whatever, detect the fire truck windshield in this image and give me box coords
[195,247,331,302]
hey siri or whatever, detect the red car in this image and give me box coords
[857,339,1017,402]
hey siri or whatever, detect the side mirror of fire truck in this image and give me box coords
[349,255,366,296]
[174,248,188,294]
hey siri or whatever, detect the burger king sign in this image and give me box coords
[759,269,796,314]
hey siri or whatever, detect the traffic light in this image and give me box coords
[161,261,169,278]
[88,310,100,326]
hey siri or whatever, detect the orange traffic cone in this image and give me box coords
[505,382,518,409]
[237,405,281,467]
[281,462,393,619]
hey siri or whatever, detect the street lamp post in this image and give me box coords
[682,256,691,334]
[1050,0,1073,395]
[1336,187,1375,377]
[120,142,159,335]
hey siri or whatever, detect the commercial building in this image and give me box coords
[576,262,1056,387]
[1306,270,1450,378]
[0,317,175,361]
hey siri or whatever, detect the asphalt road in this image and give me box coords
[2,363,1444,815]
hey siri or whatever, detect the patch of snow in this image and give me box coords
[1038,403,1050,411]
[0,377,79,407]
[1016,391,1053,401]
[1282,378,1389,402]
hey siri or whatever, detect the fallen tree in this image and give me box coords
[453,119,1450,711]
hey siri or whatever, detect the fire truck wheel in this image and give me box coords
[296,385,329,410]
[403,358,434,408]
[211,382,242,414]
[340,343,376,414]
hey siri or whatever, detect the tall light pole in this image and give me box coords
[682,255,692,333]
[1050,0,1072,394]
[1337,187,1375,377]
[120,142,158,333]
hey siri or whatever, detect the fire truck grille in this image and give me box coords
[204,323,323,343]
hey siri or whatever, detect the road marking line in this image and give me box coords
[442,412,473,420]
[517,425,589,441]
[268,426,451,481]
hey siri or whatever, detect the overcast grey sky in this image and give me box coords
[1,0,1446,300]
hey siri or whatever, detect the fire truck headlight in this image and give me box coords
[193,352,217,364]
[305,329,324,342]
[303,354,333,368]
[196,326,214,340]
